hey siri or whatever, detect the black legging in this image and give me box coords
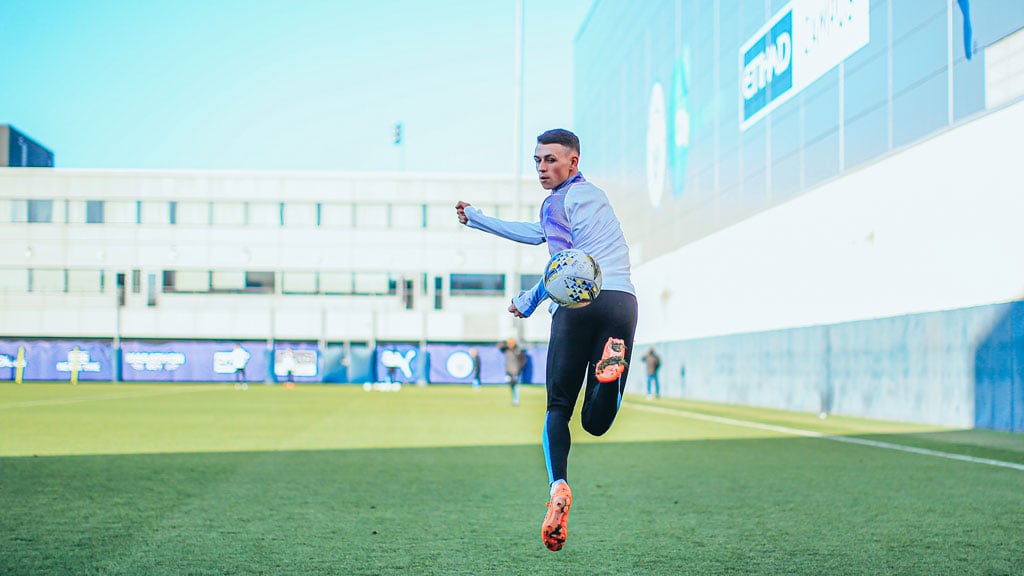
[542,290,638,484]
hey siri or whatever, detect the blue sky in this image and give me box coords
[0,0,592,173]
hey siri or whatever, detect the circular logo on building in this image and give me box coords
[669,50,691,199]
[646,82,667,210]
[446,350,475,379]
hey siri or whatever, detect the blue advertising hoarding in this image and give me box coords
[0,339,113,381]
[120,340,269,382]
[272,342,320,383]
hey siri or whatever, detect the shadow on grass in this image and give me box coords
[2,435,1023,576]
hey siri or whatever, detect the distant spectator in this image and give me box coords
[231,344,250,390]
[643,347,661,399]
[499,337,527,406]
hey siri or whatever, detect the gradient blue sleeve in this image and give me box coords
[464,206,545,245]
[512,279,549,318]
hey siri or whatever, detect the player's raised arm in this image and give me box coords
[454,201,545,245]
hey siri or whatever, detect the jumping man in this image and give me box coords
[456,129,637,552]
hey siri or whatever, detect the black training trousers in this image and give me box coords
[542,290,638,484]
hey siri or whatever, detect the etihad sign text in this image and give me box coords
[743,16,792,102]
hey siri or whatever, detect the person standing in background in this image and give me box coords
[643,347,661,399]
[498,337,526,406]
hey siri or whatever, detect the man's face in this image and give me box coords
[534,143,578,190]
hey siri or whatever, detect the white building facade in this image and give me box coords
[0,169,554,383]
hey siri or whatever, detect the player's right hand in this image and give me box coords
[455,201,471,225]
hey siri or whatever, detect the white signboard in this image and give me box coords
[741,0,870,130]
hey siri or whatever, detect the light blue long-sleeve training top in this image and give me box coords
[464,172,635,317]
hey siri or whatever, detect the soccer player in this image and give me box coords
[455,128,637,552]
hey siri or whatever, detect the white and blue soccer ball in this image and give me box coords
[543,249,602,309]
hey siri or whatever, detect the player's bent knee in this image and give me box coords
[582,419,613,437]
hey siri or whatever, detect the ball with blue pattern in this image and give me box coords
[543,249,603,309]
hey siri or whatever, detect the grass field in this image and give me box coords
[2,383,1023,575]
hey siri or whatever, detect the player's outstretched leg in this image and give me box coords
[541,480,573,551]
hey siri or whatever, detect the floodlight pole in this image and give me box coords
[512,0,526,344]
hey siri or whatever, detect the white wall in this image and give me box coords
[634,98,1024,344]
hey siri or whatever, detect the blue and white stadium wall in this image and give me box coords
[627,99,1024,432]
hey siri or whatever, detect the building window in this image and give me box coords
[29,200,53,223]
[211,271,245,291]
[163,270,211,293]
[131,269,142,293]
[28,268,65,292]
[0,268,30,292]
[245,271,275,293]
[67,269,104,293]
[86,200,105,224]
[283,271,318,294]
[520,274,542,291]
[321,271,354,295]
[168,201,177,224]
[354,272,391,295]
[212,202,245,226]
[450,273,505,296]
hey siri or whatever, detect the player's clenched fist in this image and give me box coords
[455,201,471,225]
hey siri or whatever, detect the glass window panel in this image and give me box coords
[175,270,210,292]
[282,271,318,294]
[892,72,947,149]
[354,204,388,228]
[520,274,542,291]
[28,199,54,223]
[140,201,170,224]
[85,200,105,224]
[803,130,840,189]
[2,199,19,222]
[892,10,947,96]
[320,271,353,294]
[248,202,279,227]
[0,268,29,292]
[802,72,840,144]
[245,271,275,293]
[212,202,245,226]
[211,270,245,290]
[770,152,801,203]
[844,104,889,170]
[391,204,424,228]
[67,269,103,293]
[176,201,209,225]
[952,55,985,122]
[282,203,317,227]
[320,204,352,228]
[353,272,390,294]
[844,51,888,122]
[426,204,454,229]
[30,269,64,292]
[449,273,505,296]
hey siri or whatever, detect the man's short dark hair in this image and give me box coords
[537,129,580,155]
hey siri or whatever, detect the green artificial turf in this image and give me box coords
[2,383,1022,575]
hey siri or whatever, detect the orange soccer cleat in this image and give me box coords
[541,482,573,552]
[595,337,628,383]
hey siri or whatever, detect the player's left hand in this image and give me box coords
[508,301,525,318]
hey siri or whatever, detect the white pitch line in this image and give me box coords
[626,402,1024,472]
[0,386,220,410]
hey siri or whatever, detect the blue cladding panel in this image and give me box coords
[631,301,1023,431]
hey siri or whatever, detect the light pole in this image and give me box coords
[512,0,526,344]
